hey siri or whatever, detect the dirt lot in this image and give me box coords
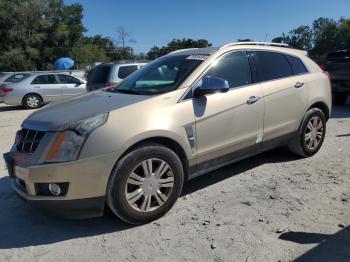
[0,101,349,262]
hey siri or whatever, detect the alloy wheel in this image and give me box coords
[125,158,174,213]
[305,116,324,150]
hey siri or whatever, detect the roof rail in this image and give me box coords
[169,48,198,54]
[220,42,290,49]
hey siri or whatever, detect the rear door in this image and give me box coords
[31,75,62,102]
[253,51,309,142]
[57,74,86,97]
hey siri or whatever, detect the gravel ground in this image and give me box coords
[0,101,349,262]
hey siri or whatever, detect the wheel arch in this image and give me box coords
[308,101,330,121]
[117,136,190,181]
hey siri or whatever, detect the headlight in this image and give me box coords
[45,113,108,162]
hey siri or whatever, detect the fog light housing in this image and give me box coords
[49,183,61,196]
[35,182,69,196]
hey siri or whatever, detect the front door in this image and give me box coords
[192,51,265,170]
[57,74,86,97]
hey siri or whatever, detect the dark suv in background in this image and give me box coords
[86,61,147,91]
[322,49,350,105]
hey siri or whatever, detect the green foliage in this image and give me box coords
[147,38,212,60]
[273,17,350,57]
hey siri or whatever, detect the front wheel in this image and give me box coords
[288,108,326,157]
[106,143,184,225]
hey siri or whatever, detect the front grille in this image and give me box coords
[16,128,45,153]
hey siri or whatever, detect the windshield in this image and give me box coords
[106,55,206,95]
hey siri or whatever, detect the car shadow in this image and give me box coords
[0,105,25,112]
[279,226,350,261]
[0,176,133,249]
[0,147,298,249]
[182,147,298,196]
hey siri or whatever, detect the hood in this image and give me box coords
[22,91,151,131]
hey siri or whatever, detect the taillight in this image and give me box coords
[319,63,326,71]
[105,82,118,88]
[1,87,13,93]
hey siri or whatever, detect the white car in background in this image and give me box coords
[0,73,86,109]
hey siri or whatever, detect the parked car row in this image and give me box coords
[0,61,148,109]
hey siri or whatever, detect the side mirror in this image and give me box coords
[193,76,229,98]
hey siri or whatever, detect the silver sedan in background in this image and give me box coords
[0,73,86,109]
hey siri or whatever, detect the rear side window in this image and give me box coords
[89,65,111,84]
[256,51,293,81]
[200,51,252,89]
[32,75,58,84]
[285,55,308,75]
[118,65,138,79]
[5,73,29,83]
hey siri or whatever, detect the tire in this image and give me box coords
[106,143,184,225]
[23,94,42,109]
[332,92,347,106]
[288,108,326,157]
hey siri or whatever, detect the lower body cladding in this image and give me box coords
[5,152,118,219]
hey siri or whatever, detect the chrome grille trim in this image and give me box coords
[16,128,45,153]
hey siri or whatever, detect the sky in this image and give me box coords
[64,0,350,53]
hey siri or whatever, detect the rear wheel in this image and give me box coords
[332,91,347,106]
[23,94,42,109]
[106,143,184,225]
[288,108,326,157]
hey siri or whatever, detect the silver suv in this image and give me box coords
[4,42,332,224]
[0,73,86,109]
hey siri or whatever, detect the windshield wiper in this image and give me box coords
[109,89,145,95]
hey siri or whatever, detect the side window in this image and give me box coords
[197,51,252,89]
[118,65,138,79]
[32,75,58,84]
[285,55,308,75]
[58,74,80,84]
[255,51,293,81]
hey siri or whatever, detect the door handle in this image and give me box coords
[294,82,304,88]
[61,85,68,88]
[247,96,260,105]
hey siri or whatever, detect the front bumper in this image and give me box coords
[4,152,118,219]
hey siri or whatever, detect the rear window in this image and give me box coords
[285,55,308,75]
[5,73,30,83]
[89,65,111,84]
[256,51,293,81]
[118,65,138,79]
[326,51,350,60]
[32,75,58,84]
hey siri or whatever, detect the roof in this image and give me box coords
[167,47,219,56]
[167,42,304,57]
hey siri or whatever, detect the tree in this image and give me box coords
[146,38,212,60]
[237,38,253,42]
[272,17,350,58]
